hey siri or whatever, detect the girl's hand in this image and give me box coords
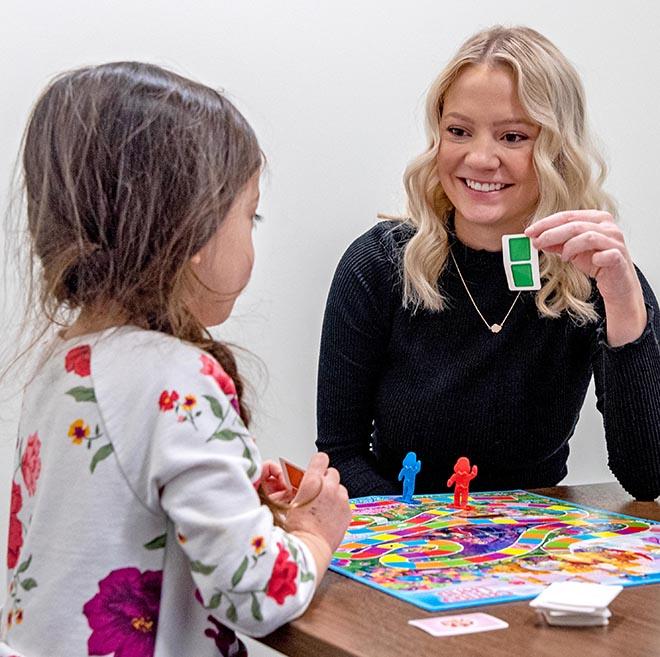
[261,460,288,501]
[286,452,351,554]
[525,210,647,346]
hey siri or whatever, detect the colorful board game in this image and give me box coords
[329,491,660,612]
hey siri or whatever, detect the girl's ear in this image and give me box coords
[190,252,202,265]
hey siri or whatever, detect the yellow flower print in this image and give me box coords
[251,535,265,556]
[68,419,90,445]
[182,395,197,412]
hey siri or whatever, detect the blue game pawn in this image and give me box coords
[398,451,421,504]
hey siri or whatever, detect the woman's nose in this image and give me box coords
[464,136,500,170]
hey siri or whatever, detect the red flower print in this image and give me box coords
[200,354,239,413]
[265,542,298,605]
[83,567,162,657]
[158,390,179,411]
[21,432,41,496]
[7,482,23,569]
[65,345,91,377]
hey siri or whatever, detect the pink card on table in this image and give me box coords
[409,612,508,637]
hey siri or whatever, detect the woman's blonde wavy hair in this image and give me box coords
[402,25,616,322]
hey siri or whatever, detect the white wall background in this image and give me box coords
[1,1,659,654]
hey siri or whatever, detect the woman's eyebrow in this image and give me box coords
[442,112,473,123]
[492,117,536,127]
[442,112,534,127]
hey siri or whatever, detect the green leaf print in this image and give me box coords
[226,602,238,623]
[203,395,225,419]
[243,446,257,479]
[191,560,218,575]
[21,578,38,591]
[250,592,263,621]
[66,386,97,402]
[231,556,249,587]
[286,539,299,562]
[17,555,32,574]
[144,534,167,550]
[209,429,238,442]
[90,443,114,473]
[207,592,222,609]
[300,571,315,583]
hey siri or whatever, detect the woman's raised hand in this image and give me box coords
[526,210,647,345]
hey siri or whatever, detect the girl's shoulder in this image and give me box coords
[66,326,204,382]
[68,326,238,414]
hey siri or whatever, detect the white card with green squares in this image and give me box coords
[502,234,541,291]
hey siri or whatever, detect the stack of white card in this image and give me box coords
[529,582,623,626]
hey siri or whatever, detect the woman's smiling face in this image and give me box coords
[437,62,541,249]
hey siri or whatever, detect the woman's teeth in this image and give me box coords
[464,178,509,192]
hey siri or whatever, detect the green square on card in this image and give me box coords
[511,263,534,287]
[509,237,531,261]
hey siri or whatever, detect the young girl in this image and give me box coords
[1,61,350,656]
[317,26,660,501]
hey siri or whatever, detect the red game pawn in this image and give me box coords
[447,456,478,508]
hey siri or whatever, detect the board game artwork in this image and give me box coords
[329,490,660,612]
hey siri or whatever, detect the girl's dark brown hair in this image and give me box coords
[22,61,262,424]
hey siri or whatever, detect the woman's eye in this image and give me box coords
[503,132,527,144]
[252,213,264,224]
[447,127,469,137]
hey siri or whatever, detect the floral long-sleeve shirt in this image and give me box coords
[1,327,316,657]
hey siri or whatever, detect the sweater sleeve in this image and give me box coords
[93,332,317,636]
[317,223,403,497]
[593,267,660,500]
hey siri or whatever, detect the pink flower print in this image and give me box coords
[199,354,239,413]
[65,345,91,377]
[21,432,41,496]
[83,567,163,657]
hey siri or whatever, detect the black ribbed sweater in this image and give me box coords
[317,221,660,501]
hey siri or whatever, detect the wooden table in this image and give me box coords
[260,483,660,657]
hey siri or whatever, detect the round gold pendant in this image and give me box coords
[490,323,502,334]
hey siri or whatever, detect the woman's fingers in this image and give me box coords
[530,220,620,249]
[559,231,624,263]
[524,209,611,238]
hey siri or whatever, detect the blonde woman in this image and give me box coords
[317,26,660,501]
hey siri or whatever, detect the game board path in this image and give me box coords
[336,498,651,570]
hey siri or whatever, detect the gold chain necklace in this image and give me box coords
[450,248,521,334]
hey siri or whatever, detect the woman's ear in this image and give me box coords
[190,252,202,265]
